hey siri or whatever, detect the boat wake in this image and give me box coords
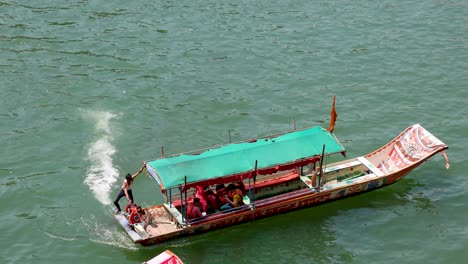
[43,231,77,241]
[83,110,120,205]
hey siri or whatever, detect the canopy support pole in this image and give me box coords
[169,188,172,208]
[248,175,251,201]
[252,160,258,206]
[184,176,188,226]
[178,184,184,223]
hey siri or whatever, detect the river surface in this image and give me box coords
[1,1,467,263]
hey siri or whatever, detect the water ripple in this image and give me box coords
[0,0,466,262]
[18,171,61,180]
[15,213,37,220]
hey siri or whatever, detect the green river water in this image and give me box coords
[1,1,467,263]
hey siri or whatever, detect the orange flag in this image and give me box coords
[327,96,337,133]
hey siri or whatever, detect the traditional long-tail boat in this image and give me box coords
[115,99,449,246]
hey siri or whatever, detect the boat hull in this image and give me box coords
[133,157,441,246]
[116,124,448,246]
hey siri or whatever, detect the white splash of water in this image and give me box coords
[83,110,120,205]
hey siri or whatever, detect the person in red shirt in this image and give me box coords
[194,185,208,213]
[205,187,219,213]
[187,197,204,219]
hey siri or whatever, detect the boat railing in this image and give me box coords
[187,204,253,225]
[250,169,299,190]
[166,187,196,207]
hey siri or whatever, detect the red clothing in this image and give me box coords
[216,188,228,205]
[206,193,218,212]
[194,185,208,212]
[187,204,203,219]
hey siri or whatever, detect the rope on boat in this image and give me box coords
[441,150,450,169]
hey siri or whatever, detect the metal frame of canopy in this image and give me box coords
[146,126,345,190]
[144,125,346,226]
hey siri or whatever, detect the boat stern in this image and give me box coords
[115,214,147,243]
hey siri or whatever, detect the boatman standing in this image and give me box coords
[113,161,147,214]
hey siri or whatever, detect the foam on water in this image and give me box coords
[85,215,138,249]
[82,110,120,205]
[89,227,138,250]
[43,231,77,242]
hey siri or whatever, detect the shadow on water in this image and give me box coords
[122,178,426,264]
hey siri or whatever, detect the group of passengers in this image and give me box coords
[187,181,246,220]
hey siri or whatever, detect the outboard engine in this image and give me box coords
[125,203,141,225]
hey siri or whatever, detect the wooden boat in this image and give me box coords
[115,103,449,246]
[144,249,183,264]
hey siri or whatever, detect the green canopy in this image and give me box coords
[146,126,345,190]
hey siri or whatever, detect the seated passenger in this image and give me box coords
[310,167,322,188]
[187,197,204,220]
[137,206,151,227]
[215,184,228,209]
[205,187,219,213]
[220,183,244,211]
[234,180,246,195]
[194,185,208,213]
